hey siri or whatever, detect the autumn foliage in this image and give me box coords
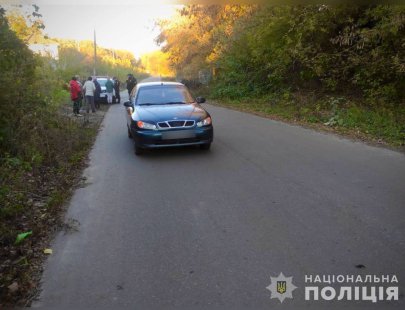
[158,5,405,145]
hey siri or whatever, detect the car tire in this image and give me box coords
[127,127,132,139]
[134,144,143,156]
[200,143,211,150]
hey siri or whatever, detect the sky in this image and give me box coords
[5,0,180,58]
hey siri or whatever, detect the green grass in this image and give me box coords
[210,93,405,146]
[339,106,405,143]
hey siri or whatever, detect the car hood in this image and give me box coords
[134,103,208,122]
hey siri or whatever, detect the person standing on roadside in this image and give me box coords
[126,74,137,97]
[75,75,83,111]
[105,77,114,104]
[69,76,82,116]
[93,78,101,109]
[83,76,96,113]
[113,77,121,104]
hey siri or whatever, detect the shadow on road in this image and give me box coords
[134,145,214,160]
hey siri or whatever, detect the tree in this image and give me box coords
[156,5,251,79]
[141,50,174,77]
[6,4,46,43]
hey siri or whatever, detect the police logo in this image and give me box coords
[277,281,287,294]
[266,272,297,303]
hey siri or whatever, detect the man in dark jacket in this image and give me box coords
[93,78,101,109]
[126,74,137,97]
[113,77,121,103]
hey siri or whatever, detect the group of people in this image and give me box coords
[69,75,127,117]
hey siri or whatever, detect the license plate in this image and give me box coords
[162,130,195,140]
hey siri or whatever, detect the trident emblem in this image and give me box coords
[277,281,287,294]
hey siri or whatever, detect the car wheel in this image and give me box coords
[134,144,143,156]
[200,143,211,150]
[127,127,132,139]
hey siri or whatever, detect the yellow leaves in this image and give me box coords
[43,248,53,255]
[6,10,45,44]
[141,50,174,77]
[207,45,222,64]
[57,38,138,75]
[157,5,253,78]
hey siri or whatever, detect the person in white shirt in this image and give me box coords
[82,76,96,113]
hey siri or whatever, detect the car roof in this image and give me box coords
[137,82,184,88]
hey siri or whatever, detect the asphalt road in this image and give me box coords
[33,90,405,309]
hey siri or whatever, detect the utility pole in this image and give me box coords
[112,49,117,77]
[93,29,97,76]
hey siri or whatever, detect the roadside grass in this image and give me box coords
[0,97,108,307]
[207,91,405,147]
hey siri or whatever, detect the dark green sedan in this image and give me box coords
[124,82,214,155]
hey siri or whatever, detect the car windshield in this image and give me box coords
[136,85,194,105]
[97,79,107,86]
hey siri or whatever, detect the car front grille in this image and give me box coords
[154,138,201,145]
[157,120,195,129]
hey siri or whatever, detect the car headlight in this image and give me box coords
[137,121,157,130]
[197,116,212,127]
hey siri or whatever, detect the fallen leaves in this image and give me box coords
[43,249,53,255]
[8,282,19,293]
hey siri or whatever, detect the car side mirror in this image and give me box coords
[196,97,206,104]
[123,101,133,107]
